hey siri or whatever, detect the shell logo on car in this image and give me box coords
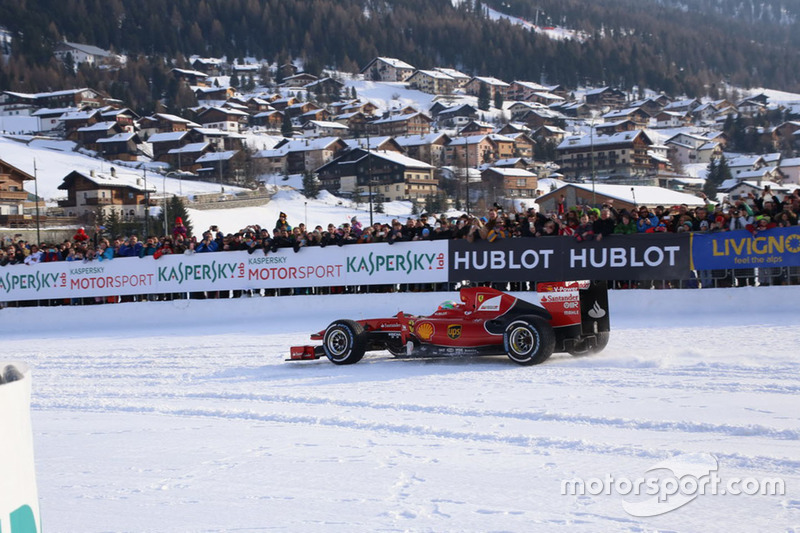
[416,322,435,340]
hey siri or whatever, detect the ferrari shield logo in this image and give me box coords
[447,324,462,339]
[477,295,484,303]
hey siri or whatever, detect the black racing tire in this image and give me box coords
[568,331,610,357]
[323,319,366,365]
[503,316,556,366]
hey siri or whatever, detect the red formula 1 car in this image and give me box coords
[289,281,610,366]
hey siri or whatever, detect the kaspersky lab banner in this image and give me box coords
[449,233,691,282]
[0,241,448,302]
[690,226,800,270]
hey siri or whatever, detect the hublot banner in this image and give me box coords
[449,234,691,282]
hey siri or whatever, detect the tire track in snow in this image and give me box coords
[36,399,800,475]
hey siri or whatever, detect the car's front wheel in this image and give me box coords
[503,316,555,365]
[323,320,366,365]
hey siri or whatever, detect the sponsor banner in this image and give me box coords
[0,241,448,302]
[449,234,690,282]
[0,362,41,533]
[691,226,800,270]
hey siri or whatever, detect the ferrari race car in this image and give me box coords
[289,281,610,366]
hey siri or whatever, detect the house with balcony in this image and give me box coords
[360,57,416,82]
[555,130,655,180]
[406,70,456,95]
[368,112,432,137]
[57,167,156,219]
[0,159,36,225]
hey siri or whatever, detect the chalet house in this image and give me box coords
[690,102,718,124]
[465,76,510,100]
[302,120,349,138]
[232,63,259,77]
[518,107,566,130]
[31,107,75,132]
[339,100,378,117]
[59,108,101,136]
[278,63,299,79]
[100,107,138,131]
[555,130,655,180]
[497,122,532,136]
[251,110,284,129]
[720,179,790,202]
[196,107,250,132]
[171,68,209,87]
[369,112,432,137]
[222,100,249,113]
[273,136,348,174]
[165,142,211,172]
[53,41,114,67]
[76,121,123,148]
[57,167,156,219]
[628,97,667,116]
[480,167,538,204]
[772,121,800,152]
[666,138,721,166]
[252,145,289,175]
[552,101,592,119]
[304,77,345,99]
[595,120,639,136]
[436,104,478,128]
[445,135,497,167]
[458,120,494,136]
[343,136,403,153]
[653,111,690,128]
[0,159,35,224]
[663,98,701,114]
[533,125,568,145]
[315,148,436,203]
[508,102,547,121]
[138,113,198,138]
[406,70,456,95]
[584,87,627,109]
[246,97,272,113]
[284,102,320,120]
[507,81,555,102]
[188,127,229,152]
[433,68,471,88]
[97,132,142,161]
[727,155,767,178]
[298,108,333,124]
[149,131,190,160]
[778,157,800,185]
[394,132,451,167]
[283,72,319,88]
[602,107,651,127]
[360,57,416,82]
[536,183,705,213]
[334,111,368,137]
[487,134,516,161]
[506,132,536,159]
[191,58,225,76]
[196,150,248,185]
[195,86,235,101]
[269,97,298,111]
[1,88,103,115]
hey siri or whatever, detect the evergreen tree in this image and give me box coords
[168,195,192,237]
[230,71,240,89]
[477,83,490,111]
[353,187,364,207]
[281,113,294,137]
[493,88,504,110]
[375,197,385,214]
[302,171,320,199]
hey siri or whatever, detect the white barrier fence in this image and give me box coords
[0,241,449,302]
[0,362,40,533]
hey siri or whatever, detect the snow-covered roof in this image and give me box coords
[199,106,250,118]
[167,142,209,154]
[484,167,536,177]
[470,76,510,87]
[59,41,112,58]
[60,109,99,121]
[304,120,348,130]
[557,130,650,150]
[411,69,454,80]
[60,169,155,192]
[433,67,470,80]
[343,136,394,150]
[374,57,415,70]
[282,136,343,152]
[555,183,705,206]
[393,132,449,147]
[97,132,137,143]
[196,150,239,163]
[148,131,188,143]
[371,112,428,125]
[734,166,778,180]
[77,121,117,132]
[367,150,432,169]
[31,106,78,117]
[779,157,800,167]
[172,67,209,78]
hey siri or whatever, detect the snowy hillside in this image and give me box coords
[3,286,799,531]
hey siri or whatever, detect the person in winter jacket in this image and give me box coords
[41,244,61,262]
[153,238,173,259]
[117,235,145,257]
[195,231,219,253]
[274,212,292,232]
[728,207,753,231]
[613,212,637,234]
[97,240,114,261]
[636,207,659,233]
[574,214,596,242]
[173,217,187,240]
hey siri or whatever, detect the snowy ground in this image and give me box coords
[3,286,799,532]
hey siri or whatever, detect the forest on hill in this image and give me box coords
[2,0,800,114]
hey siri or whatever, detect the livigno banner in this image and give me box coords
[0,241,449,302]
[449,233,691,282]
[0,362,41,533]
[691,226,800,270]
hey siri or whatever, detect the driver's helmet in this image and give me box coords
[438,300,457,311]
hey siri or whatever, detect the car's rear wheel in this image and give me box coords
[323,320,366,365]
[504,316,555,365]
[568,331,610,356]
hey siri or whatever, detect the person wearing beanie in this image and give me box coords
[173,217,187,240]
[275,212,292,232]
